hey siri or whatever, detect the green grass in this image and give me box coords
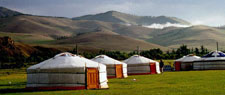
[0,32,55,44]
[1,68,225,95]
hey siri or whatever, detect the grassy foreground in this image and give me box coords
[0,69,225,95]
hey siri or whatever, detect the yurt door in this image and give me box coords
[86,68,99,89]
[175,62,181,71]
[150,63,156,74]
[115,64,123,78]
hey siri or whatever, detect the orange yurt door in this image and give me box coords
[87,68,99,89]
[115,64,123,78]
[175,62,181,71]
[150,63,156,74]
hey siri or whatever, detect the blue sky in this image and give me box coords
[0,0,225,26]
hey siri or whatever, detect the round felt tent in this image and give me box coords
[193,51,225,70]
[92,55,128,78]
[174,54,200,71]
[26,52,108,90]
[123,55,160,75]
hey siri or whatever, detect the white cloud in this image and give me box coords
[142,22,191,29]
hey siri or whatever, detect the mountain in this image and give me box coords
[54,30,164,51]
[0,7,23,18]
[1,7,225,51]
[0,9,164,51]
[73,11,190,25]
[217,25,225,30]
[147,25,225,50]
[0,15,73,38]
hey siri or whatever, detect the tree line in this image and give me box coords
[0,44,218,69]
[79,45,210,60]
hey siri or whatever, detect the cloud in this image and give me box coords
[142,22,191,29]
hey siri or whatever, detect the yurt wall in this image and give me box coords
[106,64,120,78]
[127,63,151,75]
[27,67,86,90]
[180,62,193,71]
[193,60,225,70]
[193,51,225,70]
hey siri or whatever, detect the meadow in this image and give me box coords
[1,67,225,95]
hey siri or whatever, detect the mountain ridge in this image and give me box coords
[0,6,23,18]
[72,10,190,25]
[0,14,165,51]
[1,7,225,51]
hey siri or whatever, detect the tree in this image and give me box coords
[195,48,200,56]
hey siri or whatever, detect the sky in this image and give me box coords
[0,0,225,26]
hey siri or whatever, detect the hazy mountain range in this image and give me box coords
[73,11,190,25]
[0,6,225,52]
[0,7,23,18]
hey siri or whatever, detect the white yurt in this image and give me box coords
[92,55,128,78]
[174,54,200,71]
[123,55,160,75]
[26,52,108,90]
[193,51,225,70]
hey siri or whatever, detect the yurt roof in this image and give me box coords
[195,51,225,61]
[175,54,200,62]
[123,55,157,64]
[202,51,225,58]
[92,55,126,65]
[28,52,103,70]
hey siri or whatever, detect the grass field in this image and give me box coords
[0,32,55,44]
[1,68,225,95]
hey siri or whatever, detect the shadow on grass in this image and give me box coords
[0,82,61,94]
[0,83,25,86]
[0,88,110,94]
[0,82,26,87]
[0,88,34,94]
[0,88,66,94]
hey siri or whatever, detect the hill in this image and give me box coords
[1,7,225,51]
[147,25,225,50]
[0,15,73,38]
[0,7,23,18]
[73,11,190,25]
[0,14,164,51]
[54,30,165,51]
[0,36,61,65]
[1,14,224,51]
[0,32,54,44]
[0,36,36,58]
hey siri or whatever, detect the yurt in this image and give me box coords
[193,51,225,70]
[92,55,128,78]
[26,52,108,90]
[123,55,160,75]
[174,54,200,71]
